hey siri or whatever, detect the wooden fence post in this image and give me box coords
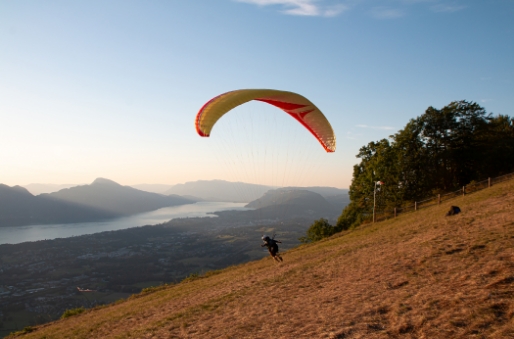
[488,177,491,188]
[438,194,441,204]
[394,208,397,218]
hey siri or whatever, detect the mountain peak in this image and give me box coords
[91,178,121,186]
[245,189,334,212]
[0,184,33,196]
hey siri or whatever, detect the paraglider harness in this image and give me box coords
[261,234,283,262]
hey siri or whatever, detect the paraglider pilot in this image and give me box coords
[261,235,283,262]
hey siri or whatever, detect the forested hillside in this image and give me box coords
[338,101,514,229]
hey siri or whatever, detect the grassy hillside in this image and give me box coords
[9,179,514,338]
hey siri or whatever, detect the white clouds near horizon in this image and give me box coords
[234,0,348,17]
[235,0,467,18]
[356,124,396,130]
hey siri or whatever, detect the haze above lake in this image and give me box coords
[0,202,250,245]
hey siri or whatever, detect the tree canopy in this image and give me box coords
[299,218,341,243]
[337,101,514,229]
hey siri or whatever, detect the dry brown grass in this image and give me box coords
[10,180,514,339]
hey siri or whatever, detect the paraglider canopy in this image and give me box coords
[195,89,336,152]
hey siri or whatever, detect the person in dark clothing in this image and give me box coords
[261,235,283,262]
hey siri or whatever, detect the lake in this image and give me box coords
[0,202,250,245]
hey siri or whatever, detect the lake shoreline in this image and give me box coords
[0,202,251,245]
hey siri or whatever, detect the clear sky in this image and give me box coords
[1,0,513,188]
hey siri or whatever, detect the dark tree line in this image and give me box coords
[337,100,514,229]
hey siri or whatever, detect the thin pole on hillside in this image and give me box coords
[373,182,376,223]
[373,181,383,223]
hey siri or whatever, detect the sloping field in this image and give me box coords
[11,179,514,339]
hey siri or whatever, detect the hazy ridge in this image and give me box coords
[163,180,349,207]
[46,178,193,216]
[163,180,277,202]
[5,179,347,228]
[22,184,82,196]
[241,189,340,219]
[0,179,193,227]
[0,184,118,227]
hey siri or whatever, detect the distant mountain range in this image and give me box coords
[247,189,340,216]
[23,183,83,195]
[130,184,174,194]
[23,180,349,207]
[164,180,277,203]
[215,189,342,221]
[6,178,349,228]
[162,180,349,205]
[23,183,175,195]
[1,178,194,227]
[0,184,118,227]
[280,186,349,211]
[282,186,347,197]
[46,178,194,216]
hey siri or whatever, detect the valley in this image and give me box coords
[0,215,315,337]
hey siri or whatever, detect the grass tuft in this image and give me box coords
[61,307,86,319]
[8,326,36,337]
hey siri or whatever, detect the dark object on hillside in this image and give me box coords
[446,206,461,216]
[261,234,283,263]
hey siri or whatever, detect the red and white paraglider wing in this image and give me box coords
[195,89,336,152]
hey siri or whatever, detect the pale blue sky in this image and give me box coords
[1,0,512,188]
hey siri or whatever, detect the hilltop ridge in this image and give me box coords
[10,179,514,338]
[244,189,340,218]
[0,184,118,227]
[163,180,277,202]
[0,179,194,227]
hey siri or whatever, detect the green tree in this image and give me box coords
[336,138,404,229]
[299,218,339,243]
[337,100,513,230]
[417,101,490,190]
[479,114,514,177]
[336,202,363,230]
